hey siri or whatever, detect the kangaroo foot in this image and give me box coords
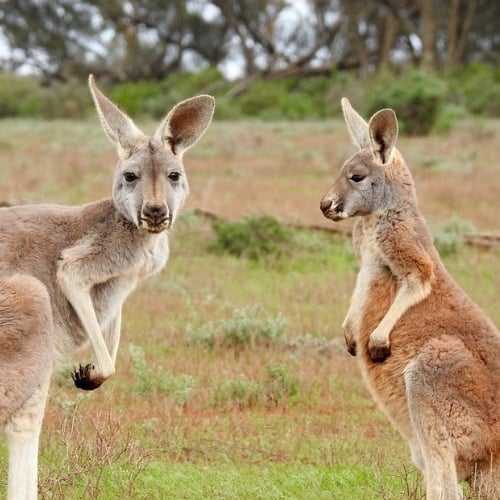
[71,364,106,390]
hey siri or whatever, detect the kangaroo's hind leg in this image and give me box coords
[403,335,490,500]
[0,274,53,500]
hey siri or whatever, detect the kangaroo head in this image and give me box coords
[320,98,413,221]
[88,75,215,233]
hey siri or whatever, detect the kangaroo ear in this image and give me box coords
[88,74,144,159]
[341,97,370,150]
[368,109,398,165]
[154,95,215,157]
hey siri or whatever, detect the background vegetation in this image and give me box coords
[0,1,499,132]
[0,0,499,497]
[0,116,498,498]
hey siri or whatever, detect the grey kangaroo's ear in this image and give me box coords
[154,95,215,157]
[341,97,370,150]
[368,108,398,165]
[88,74,144,158]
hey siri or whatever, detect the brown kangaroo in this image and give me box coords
[0,75,214,499]
[320,98,500,499]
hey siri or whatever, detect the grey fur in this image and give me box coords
[0,75,214,499]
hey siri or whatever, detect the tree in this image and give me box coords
[0,0,498,84]
[0,0,100,80]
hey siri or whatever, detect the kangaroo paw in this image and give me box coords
[368,343,391,362]
[71,364,106,390]
[345,337,357,356]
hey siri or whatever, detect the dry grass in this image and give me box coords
[0,116,499,497]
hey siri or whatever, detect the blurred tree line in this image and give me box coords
[0,0,498,83]
[0,0,498,131]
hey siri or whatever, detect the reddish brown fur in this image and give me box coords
[321,98,500,498]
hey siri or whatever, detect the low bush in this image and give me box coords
[366,70,449,135]
[0,74,42,117]
[210,364,300,408]
[111,80,162,116]
[263,364,300,405]
[128,344,196,404]
[449,63,500,117]
[186,304,288,351]
[236,76,330,120]
[0,64,498,123]
[212,377,262,408]
[433,216,475,256]
[211,215,293,261]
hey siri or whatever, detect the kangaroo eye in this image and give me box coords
[350,174,366,183]
[168,171,181,182]
[124,172,139,183]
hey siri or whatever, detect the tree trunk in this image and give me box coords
[378,11,397,72]
[418,0,437,69]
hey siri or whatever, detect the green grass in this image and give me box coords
[0,118,499,498]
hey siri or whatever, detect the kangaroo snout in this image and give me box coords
[320,198,332,213]
[141,201,170,232]
[320,197,344,220]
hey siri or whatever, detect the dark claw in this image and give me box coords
[71,363,105,391]
[369,344,391,363]
[346,339,357,356]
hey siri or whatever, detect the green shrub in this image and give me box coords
[111,80,163,116]
[211,377,261,408]
[210,365,300,409]
[433,216,474,256]
[128,344,195,403]
[450,63,500,117]
[186,304,288,351]
[263,364,300,405]
[432,103,469,134]
[38,80,90,119]
[0,74,42,117]
[211,215,292,261]
[163,66,228,99]
[367,70,448,135]
[221,305,287,349]
[236,77,328,120]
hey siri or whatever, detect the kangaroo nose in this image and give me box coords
[143,201,167,220]
[320,199,332,213]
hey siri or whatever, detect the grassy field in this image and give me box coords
[0,116,499,498]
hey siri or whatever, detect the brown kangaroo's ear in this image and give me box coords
[154,95,215,157]
[341,97,370,150]
[88,74,145,159]
[368,108,398,165]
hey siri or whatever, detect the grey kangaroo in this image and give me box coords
[0,75,214,499]
[320,98,500,499]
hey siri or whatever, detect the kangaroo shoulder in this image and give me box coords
[373,211,435,280]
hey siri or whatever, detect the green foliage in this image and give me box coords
[212,377,262,408]
[111,80,162,116]
[187,304,288,351]
[264,364,300,405]
[0,65,498,122]
[221,305,288,349]
[38,80,90,119]
[128,344,195,403]
[450,63,500,117]
[0,74,41,117]
[163,67,228,100]
[367,70,449,135]
[212,215,293,261]
[433,216,475,256]
[235,76,331,120]
[110,68,229,118]
[432,103,469,134]
[211,364,300,408]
